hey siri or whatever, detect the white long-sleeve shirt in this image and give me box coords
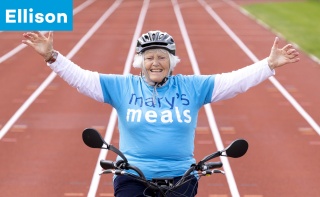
[48,52,274,104]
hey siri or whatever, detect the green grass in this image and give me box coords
[242,0,320,60]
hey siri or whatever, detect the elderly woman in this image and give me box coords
[22,30,299,197]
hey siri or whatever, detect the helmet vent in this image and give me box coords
[136,30,176,55]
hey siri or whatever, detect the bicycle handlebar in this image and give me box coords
[82,128,248,196]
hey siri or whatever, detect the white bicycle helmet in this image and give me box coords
[136,30,176,55]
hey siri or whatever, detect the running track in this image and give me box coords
[1,0,319,197]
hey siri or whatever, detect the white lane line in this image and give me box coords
[0,0,96,65]
[171,0,241,196]
[86,1,150,196]
[199,0,320,135]
[73,0,96,15]
[0,0,121,140]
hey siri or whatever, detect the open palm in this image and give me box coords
[22,31,54,61]
[268,37,300,69]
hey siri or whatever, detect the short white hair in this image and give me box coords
[132,49,181,71]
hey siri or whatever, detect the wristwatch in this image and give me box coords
[45,50,58,64]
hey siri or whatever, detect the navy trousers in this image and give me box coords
[114,175,198,197]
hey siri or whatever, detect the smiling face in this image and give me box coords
[143,49,170,83]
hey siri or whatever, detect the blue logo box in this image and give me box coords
[0,0,73,31]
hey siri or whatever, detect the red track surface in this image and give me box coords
[1,1,319,197]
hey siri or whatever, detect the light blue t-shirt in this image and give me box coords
[99,74,215,180]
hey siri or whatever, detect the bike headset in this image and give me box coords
[134,30,179,89]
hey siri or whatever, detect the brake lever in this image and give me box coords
[213,169,225,174]
[201,169,225,175]
[100,169,124,175]
[201,161,223,170]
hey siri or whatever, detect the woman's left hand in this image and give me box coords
[267,37,300,70]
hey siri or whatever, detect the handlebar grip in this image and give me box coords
[100,160,116,169]
[202,161,223,170]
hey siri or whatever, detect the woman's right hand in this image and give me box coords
[22,31,54,61]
